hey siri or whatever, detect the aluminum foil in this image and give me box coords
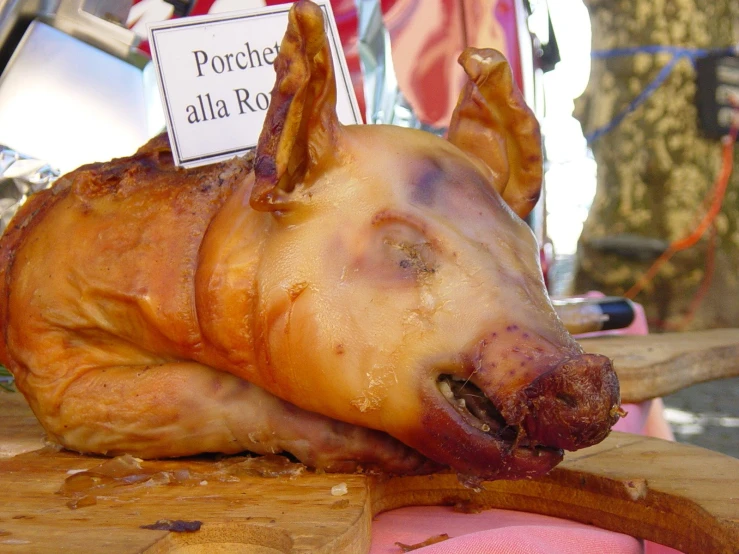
[354,0,444,134]
[0,146,59,233]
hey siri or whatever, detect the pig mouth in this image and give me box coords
[438,375,515,441]
[410,348,618,479]
[436,374,555,454]
[429,349,620,480]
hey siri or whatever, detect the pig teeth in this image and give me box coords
[437,374,504,435]
[438,379,455,402]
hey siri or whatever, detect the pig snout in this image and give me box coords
[424,327,621,479]
[520,353,621,451]
[468,330,621,453]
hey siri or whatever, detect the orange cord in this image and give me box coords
[624,123,738,301]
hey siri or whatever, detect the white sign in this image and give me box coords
[148,1,361,167]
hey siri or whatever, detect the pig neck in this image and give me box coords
[195,171,272,378]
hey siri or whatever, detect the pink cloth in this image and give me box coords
[371,507,642,554]
[370,297,682,554]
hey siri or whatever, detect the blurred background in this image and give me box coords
[0,0,737,457]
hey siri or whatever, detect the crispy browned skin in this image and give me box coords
[0,0,620,480]
[0,135,438,475]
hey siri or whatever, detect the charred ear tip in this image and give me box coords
[293,0,321,15]
[292,0,325,29]
[459,47,508,68]
[289,1,329,62]
[457,48,473,65]
[457,49,480,79]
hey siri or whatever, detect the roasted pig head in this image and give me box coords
[241,1,621,478]
[0,0,620,481]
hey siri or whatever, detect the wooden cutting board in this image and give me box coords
[2,329,739,553]
[580,328,739,403]
[2,390,738,553]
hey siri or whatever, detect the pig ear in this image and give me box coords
[448,48,543,220]
[251,1,341,212]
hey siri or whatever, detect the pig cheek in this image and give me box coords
[329,257,449,427]
[256,276,414,429]
[256,286,357,416]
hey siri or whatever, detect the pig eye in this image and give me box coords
[359,211,438,285]
[382,231,436,276]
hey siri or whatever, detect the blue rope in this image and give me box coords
[585,45,737,143]
[590,45,727,59]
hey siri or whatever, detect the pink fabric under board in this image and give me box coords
[369,398,681,554]
[370,297,682,554]
[371,507,643,554]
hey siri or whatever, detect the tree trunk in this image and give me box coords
[573,0,739,331]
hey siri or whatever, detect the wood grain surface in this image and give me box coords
[580,328,739,403]
[1,390,738,553]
